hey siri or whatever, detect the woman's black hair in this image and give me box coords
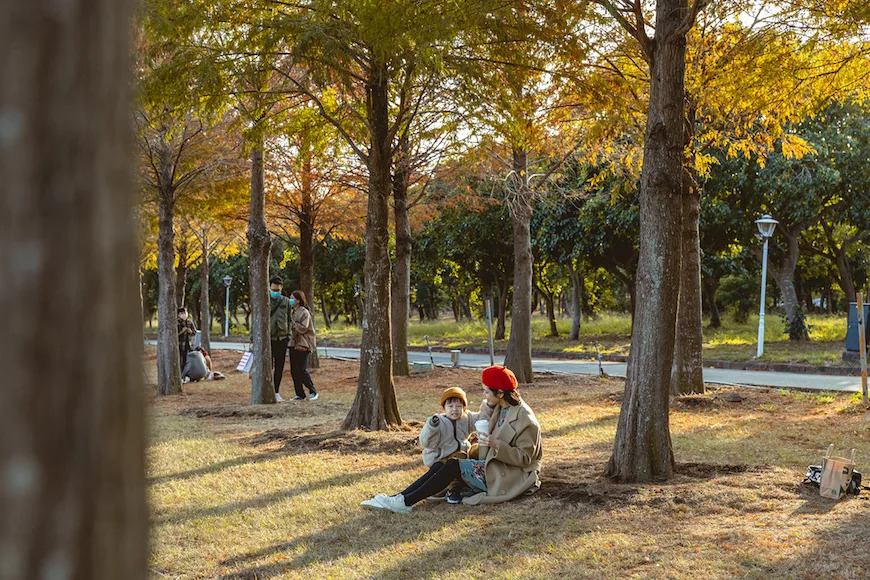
[494,389,521,406]
[291,290,308,309]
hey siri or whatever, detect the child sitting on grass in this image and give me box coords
[378,386,493,505]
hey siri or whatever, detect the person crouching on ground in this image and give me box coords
[361,366,542,513]
[418,387,493,503]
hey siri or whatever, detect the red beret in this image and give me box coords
[481,365,518,391]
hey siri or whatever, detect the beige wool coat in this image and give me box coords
[463,399,542,505]
[289,306,316,352]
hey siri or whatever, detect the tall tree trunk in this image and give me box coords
[569,264,582,340]
[496,279,508,340]
[320,291,331,330]
[671,190,704,395]
[504,147,534,383]
[157,188,181,395]
[0,0,147,574]
[299,143,319,369]
[834,246,857,304]
[391,133,411,376]
[769,228,809,341]
[546,293,557,337]
[344,62,402,430]
[247,142,275,404]
[175,237,188,308]
[199,228,211,353]
[704,278,722,328]
[606,0,690,483]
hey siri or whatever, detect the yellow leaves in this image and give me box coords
[693,151,719,179]
[779,133,815,160]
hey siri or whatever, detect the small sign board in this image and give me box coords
[236,352,253,373]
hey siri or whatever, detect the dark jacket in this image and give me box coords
[177,317,196,349]
[269,295,291,340]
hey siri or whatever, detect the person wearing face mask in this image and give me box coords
[288,290,318,401]
[269,276,291,402]
[177,306,197,371]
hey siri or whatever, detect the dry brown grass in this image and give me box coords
[145,347,870,579]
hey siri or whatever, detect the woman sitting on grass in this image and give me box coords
[361,365,542,513]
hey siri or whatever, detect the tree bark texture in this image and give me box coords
[298,147,319,368]
[157,188,182,395]
[496,281,508,340]
[569,265,582,340]
[199,229,211,354]
[247,143,276,404]
[834,245,857,304]
[703,279,721,328]
[175,237,188,309]
[390,134,411,376]
[0,0,147,576]
[606,0,689,482]
[344,63,402,430]
[671,190,704,395]
[504,147,534,383]
[769,228,809,341]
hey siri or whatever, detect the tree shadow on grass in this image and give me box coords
[216,498,609,579]
[769,498,870,576]
[150,429,421,486]
[155,460,417,525]
[541,414,619,439]
[215,509,471,579]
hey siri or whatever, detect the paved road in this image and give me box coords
[146,340,864,393]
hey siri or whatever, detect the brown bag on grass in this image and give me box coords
[820,444,856,500]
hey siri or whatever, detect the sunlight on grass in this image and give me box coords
[147,359,870,579]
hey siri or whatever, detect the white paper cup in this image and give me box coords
[475,419,490,437]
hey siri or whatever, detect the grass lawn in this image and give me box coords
[146,311,851,366]
[146,347,870,579]
[318,312,850,366]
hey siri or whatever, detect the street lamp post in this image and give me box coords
[755,215,779,358]
[223,275,233,338]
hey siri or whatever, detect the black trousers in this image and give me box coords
[178,343,189,371]
[271,338,289,393]
[290,348,316,397]
[400,459,462,506]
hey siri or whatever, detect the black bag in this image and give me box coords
[804,465,862,495]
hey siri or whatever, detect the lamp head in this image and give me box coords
[755,215,778,238]
[223,275,233,287]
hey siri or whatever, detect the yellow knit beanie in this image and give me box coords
[440,386,468,408]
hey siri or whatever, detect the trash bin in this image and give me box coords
[450,350,461,368]
[844,302,870,352]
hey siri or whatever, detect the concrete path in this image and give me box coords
[146,341,864,393]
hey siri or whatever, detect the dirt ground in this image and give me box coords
[145,346,870,579]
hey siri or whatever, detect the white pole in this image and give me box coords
[756,236,769,358]
[485,298,495,366]
[224,286,230,338]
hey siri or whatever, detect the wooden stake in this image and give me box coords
[858,292,867,405]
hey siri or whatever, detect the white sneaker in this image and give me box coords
[309,392,319,401]
[378,494,412,514]
[182,376,190,384]
[275,393,284,402]
[360,497,386,509]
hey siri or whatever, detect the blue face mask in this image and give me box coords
[270,291,281,299]
[289,298,296,307]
